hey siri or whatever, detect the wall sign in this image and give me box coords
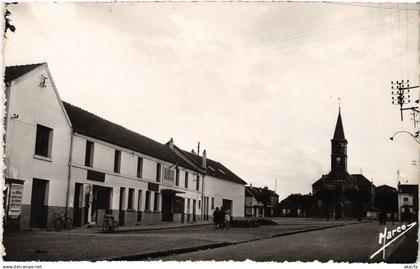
[8,184,24,218]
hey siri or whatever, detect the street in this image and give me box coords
[3,218,417,262]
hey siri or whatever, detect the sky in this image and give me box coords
[4,2,419,200]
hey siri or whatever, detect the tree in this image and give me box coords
[255,187,274,217]
[4,6,16,38]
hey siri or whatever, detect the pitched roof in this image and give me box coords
[5,63,44,83]
[333,109,346,141]
[245,186,278,197]
[376,184,397,192]
[398,184,418,194]
[352,174,375,189]
[181,149,247,185]
[62,102,198,172]
[313,173,374,188]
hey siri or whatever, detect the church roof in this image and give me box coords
[333,110,346,141]
[312,173,374,188]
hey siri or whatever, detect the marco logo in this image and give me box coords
[370,222,417,260]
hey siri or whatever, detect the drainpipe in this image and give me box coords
[64,131,74,219]
[201,150,206,221]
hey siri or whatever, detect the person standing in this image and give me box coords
[225,209,231,229]
[212,207,220,229]
[219,206,226,228]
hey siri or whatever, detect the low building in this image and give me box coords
[374,184,398,214]
[244,186,278,217]
[3,63,247,230]
[278,194,315,217]
[397,183,418,222]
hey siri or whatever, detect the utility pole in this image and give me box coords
[275,178,277,194]
[391,80,419,125]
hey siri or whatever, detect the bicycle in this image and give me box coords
[53,211,73,231]
[102,214,119,233]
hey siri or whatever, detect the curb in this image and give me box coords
[114,223,212,234]
[103,220,369,261]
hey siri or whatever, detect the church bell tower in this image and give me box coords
[331,108,348,176]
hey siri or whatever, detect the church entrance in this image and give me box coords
[334,202,343,219]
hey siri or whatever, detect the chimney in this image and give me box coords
[197,142,200,156]
[202,150,207,168]
[191,149,196,154]
[169,138,174,150]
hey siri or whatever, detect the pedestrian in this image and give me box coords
[224,209,231,229]
[213,207,220,229]
[390,212,395,225]
[378,211,384,225]
[383,211,388,225]
[219,206,226,229]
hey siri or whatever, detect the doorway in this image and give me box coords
[334,202,343,220]
[73,183,83,227]
[162,192,174,221]
[192,199,196,222]
[119,187,125,226]
[30,179,48,228]
[222,199,233,215]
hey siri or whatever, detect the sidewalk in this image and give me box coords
[42,220,213,234]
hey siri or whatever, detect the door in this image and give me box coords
[334,202,343,220]
[137,190,142,222]
[162,192,174,221]
[119,187,125,226]
[73,183,83,227]
[30,179,48,228]
[192,199,196,222]
[222,199,233,215]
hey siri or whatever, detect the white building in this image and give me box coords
[4,63,247,230]
[397,183,418,222]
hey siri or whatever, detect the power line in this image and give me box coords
[327,2,419,11]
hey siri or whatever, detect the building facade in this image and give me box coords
[312,109,374,219]
[397,183,418,222]
[244,186,278,217]
[4,63,247,230]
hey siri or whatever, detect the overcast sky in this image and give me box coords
[4,2,419,200]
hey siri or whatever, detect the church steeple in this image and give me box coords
[331,109,348,175]
[333,109,346,141]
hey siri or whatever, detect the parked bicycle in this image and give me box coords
[53,211,73,231]
[102,214,119,233]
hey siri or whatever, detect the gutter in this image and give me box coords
[64,131,74,219]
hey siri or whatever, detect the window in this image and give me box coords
[114,150,121,173]
[403,197,409,202]
[156,163,161,182]
[196,175,200,191]
[211,197,214,210]
[154,192,160,212]
[128,188,134,210]
[175,168,180,186]
[185,172,189,188]
[137,157,143,178]
[85,141,94,167]
[164,167,175,181]
[198,199,201,209]
[145,191,151,211]
[35,124,53,157]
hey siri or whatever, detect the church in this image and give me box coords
[312,109,374,219]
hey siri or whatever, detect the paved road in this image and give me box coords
[4,218,416,262]
[3,218,360,261]
[161,222,417,262]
